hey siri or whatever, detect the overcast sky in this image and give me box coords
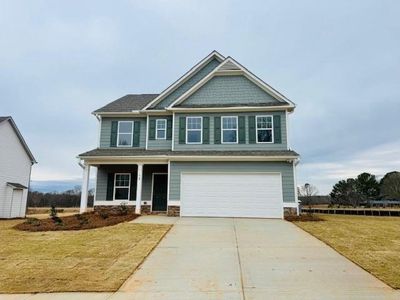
[1,0,399,194]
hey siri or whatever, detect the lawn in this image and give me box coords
[294,214,400,289]
[0,219,171,293]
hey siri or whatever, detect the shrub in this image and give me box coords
[26,218,41,226]
[118,203,128,216]
[49,205,58,218]
[99,211,109,219]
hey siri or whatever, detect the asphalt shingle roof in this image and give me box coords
[93,94,159,113]
[79,148,299,158]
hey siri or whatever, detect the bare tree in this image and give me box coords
[298,183,318,214]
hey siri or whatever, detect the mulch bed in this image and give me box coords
[14,211,139,232]
[285,214,324,222]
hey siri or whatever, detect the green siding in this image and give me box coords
[181,75,281,106]
[169,161,295,203]
[147,116,172,150]
[173,111,287,150]
[154,58,220,109]
[100,117,146,148]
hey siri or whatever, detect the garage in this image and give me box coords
[180,173,283,218]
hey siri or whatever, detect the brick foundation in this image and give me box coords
[167,205,180,217]
[141,205,151,214]
[284,207,298,216]
[94,205,136,214]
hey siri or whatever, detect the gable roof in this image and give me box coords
[93,94,158,113]
[168,57,296,110]
[143,50,225,110]
[0,116,37,163]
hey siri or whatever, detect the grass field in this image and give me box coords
[295,214,400,289]
[0,219,171,293]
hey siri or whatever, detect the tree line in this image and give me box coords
[28,186,94,208]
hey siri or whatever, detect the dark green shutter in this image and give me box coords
[149,119,156,140]
[106,173,114,201]
[273,115,282,144]
[133,121,140,147]
[167,117,172,140]
[110,121,118,147]
[248,116,256,144]
[130,172,136,201]
[238,116,246,144]
[179,117,186,144]
[214,116,221,144]
[203,117,209,144]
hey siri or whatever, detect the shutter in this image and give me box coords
[106,173,114,201]
[149,119,156,140]
[273,115,282,144]
[130,172,136,201]
[203,117,209,144]
[248,116,256,144]
[214,116,221,144]
[179,117,186,144]
[110,121,118,147]
[133,121,141,147]
[167,117,172,140]
[238,116,246,144]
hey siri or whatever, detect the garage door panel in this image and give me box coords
[181,173,283,218]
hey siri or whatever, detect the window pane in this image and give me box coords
[222,117,237,129]
[156,120,166,129]
[223,130,237,143]
[157,129,166,139]
[116,174,130,186]
[118,133,132,146]
[187,117,201,129]
[257,116,272,129]
[258,129,272,142]
[119,122,133,133]
[187,130,201,143]
[115,187,129,199]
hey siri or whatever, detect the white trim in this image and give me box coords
[155,119,167,140]
[167,57,295,109]
[221,116,238,144]
[283,202,298,208]
[97,116,102,148]
[145,115,149,150]
[95,200,134,206]
[293,160,300,215]
[113,173,131,201]
[135,163,144,214]
[167,161,171,203]
[286,110,289,149]
[256,115,274,144]
[167,106,294,113]
[168,200,180,206]
[143,51,225,110]
[117,121,134,147]
[185,116,203,144]
[150,172,168,212]
[171,112,175,150]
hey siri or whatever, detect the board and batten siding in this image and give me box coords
[0,121,32,218]
[100,117,146,148]
[169,161,295,203]
[147,116,172,150]
[154,58,220,109]
[173,111,287,151]
[181,75,281,106]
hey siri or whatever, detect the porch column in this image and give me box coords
[135,163,144,214]
[80,163,90,214]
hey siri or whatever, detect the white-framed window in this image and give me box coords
[114,173,131,200]
[186,116,202,144]
[117,121,134,147]
[221,116,238,144]
[156,119,167,140]
[256,115,274,143]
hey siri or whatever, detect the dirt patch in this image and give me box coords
[14,211,139,231]
[285,214,324,222]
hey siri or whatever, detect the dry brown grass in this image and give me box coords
[0,219,171,293]
[294,214,400,289]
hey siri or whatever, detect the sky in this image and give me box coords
[1,0,399,194]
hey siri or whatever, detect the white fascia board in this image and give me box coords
[142,51,225,110]
[167,106,294,113]
[168,57,296,109]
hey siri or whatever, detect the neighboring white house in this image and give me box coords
[0,116,36,218]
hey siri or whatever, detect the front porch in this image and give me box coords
[79,163,179,216]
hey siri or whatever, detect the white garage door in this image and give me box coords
[181,173,283,218]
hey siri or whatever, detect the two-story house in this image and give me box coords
[78,51,299,218]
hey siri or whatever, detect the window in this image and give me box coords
[117,121,133,147]
[256,116,273,143]
[221,116,238,143]
[156,119,167,140]
[114,173,131,200]
[186,117,202,144]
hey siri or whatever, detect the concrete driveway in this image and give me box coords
[114,217,398,300]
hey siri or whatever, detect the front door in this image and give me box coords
[152,173,168,211]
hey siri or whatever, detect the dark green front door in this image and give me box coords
[152,174,168,211]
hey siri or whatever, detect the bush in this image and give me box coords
[49,205,58,218]
[99,211,109,219]
[26,218,40,226]
[117,203,128,216]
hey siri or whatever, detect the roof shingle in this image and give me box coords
[93,94,158,113]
